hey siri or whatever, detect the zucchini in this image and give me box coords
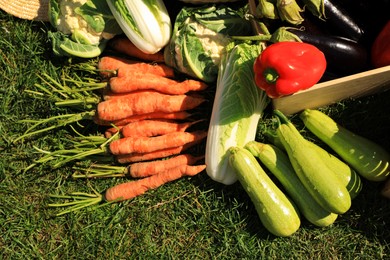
[228,146,300,237]
[267,130,362,199]
[305,140,363,199]
[274,110,351,214]
[245,141,338,227]
[300,109,390,182]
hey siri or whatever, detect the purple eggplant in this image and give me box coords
[287,28,369,76]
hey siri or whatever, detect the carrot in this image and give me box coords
[98,56,175,78]
[116,141,202,164]
[104,125,124,138]
[116,63,175,78]
[108,73,208,95]
[104,164,206,202]
[129,154,203,178]
[108,37,165,62]
[106,119,203,138]
[101,88,138,101]
[94,111,192,126]
[101,89,166,101]
[98,56,136,78]
[109,130,208,155]
[71,153,204,179]
[121,119,202,138]
[104,119,182,138]
[96,90,205,122]
[116,147,185,164]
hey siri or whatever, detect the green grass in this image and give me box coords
[1,10,389,259]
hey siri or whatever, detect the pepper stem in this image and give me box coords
[264,68,279,84]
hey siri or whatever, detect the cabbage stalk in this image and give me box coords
[107,0,172,54]
[206,42,270,185]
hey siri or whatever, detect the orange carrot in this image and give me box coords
[96,90,205,122]
[104,125,124,138]
[116,63,175,79]
[98,56,136,78]
[105,119,188,138]
[115,136,205,164]
[101,88,138,101]
[104,119,197,138]
[101,89,164,101]
[94,111,192,126]
[119,119,202,138]
[112,111,192,126]
[109,130,208,155]
[108,37,165,62]
[129,154,203,178]
[104,164,206,202]
[116,144,194,164]
[98,56,175,78]
[108,73,208,95]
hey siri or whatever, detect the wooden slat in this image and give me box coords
[272,65,390,115]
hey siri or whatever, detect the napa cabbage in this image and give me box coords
[107,0,172,54]
[205,42,270,185]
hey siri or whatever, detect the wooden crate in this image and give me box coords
[273,65,390,115]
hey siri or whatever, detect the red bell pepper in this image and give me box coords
[253,41,326,98]
[371,20,390,68]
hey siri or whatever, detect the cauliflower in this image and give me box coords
[164,5,252,83]
[48,0,122,57]
[173,19,231,80]
[53,0,115,45]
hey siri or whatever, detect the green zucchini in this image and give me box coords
[228,146,301,237]
[300,109,390,182]
[245,141,338,227]
[306,141,363,199]
[274,110,351,214]
[266,130,362,199]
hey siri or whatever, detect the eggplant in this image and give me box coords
[322,0,365,42]
[287,28,369,76]
[331,0,390,47]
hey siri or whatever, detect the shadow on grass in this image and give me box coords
[191,170,280,240]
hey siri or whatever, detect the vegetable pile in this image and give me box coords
[12,0,390,236]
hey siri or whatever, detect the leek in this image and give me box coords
[107,0,172,54]
[205,42,270,185]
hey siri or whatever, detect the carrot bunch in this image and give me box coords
[23,40,211,215]
[90,54,209,164]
